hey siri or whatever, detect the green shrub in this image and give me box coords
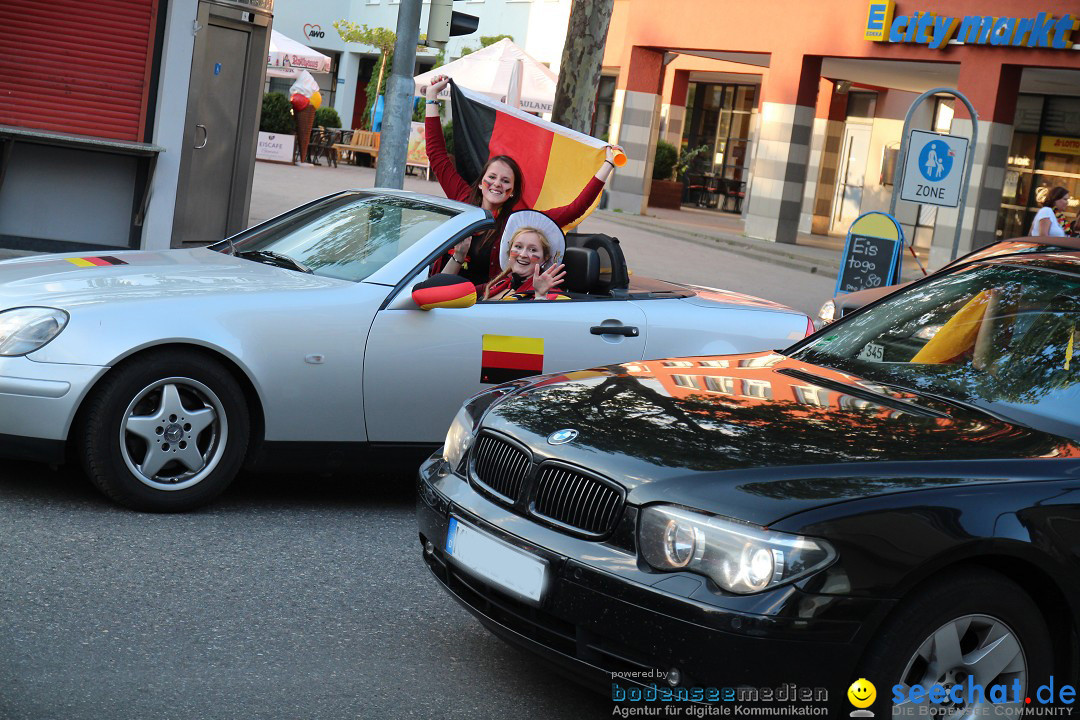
[260,92,294,134]
[652,139,678,180]
[315,106,341,128]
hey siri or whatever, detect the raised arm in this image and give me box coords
[545,145,623,227]
[422,75,472,202]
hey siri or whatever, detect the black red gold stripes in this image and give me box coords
[481,335,544,384]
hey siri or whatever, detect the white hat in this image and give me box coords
[498,210,565,271]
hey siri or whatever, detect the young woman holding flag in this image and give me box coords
[422,75,620,286]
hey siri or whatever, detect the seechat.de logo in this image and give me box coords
[848,678,876,717]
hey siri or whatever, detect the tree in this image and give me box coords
[458,34,515,58]
[551,0,614,133]
[334,22,398,130]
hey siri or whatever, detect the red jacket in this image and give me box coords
[425,116,605,279]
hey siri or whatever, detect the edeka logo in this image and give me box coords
[864,0,1078,50]
[891,676,1077,712]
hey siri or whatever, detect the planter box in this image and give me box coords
[647,179,683,210]
[256,131,295,163]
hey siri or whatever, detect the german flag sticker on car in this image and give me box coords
[481,335,544,384]
[65,256,128,268]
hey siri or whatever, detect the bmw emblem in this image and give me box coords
[547,428,578,445]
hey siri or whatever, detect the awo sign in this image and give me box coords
[304,23,325,39]
[256,132,295,163]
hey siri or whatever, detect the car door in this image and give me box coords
[362,289,648,444]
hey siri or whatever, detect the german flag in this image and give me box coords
[450,82,622,229]
[481,334,544,384]
[65,256,128,267]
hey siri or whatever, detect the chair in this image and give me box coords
[682,174,705,207]
[702,175,723,209]
[332,130,359,164]
[305,128,329,166]
[722,180,746,213]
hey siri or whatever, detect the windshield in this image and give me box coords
[231,194,456,282]
[791,261,1080,435]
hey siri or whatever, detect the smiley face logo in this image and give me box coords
[848,678,876,709]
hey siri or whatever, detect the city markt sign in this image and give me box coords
[865,1,1078,50]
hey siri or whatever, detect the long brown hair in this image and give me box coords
[468,155,524,257]
[1043,186,1070,208]
[483,228,550,301]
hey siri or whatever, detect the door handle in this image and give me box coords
[195,124,208,149]
[591,325,639,337]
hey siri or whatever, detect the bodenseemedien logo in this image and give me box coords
[848,678,876,717]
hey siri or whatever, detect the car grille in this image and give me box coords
[468,431,624,538]
[471,433,531,502]
[532,465,622,536]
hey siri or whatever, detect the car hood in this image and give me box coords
[0,248,343,308]
[479,352,1080,525]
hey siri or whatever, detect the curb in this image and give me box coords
[591,210,841,278]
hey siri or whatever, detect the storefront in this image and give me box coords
[600,0,1080,265]
[0,0,274,252]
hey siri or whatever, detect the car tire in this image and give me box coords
[78,350,250,512]
[859,568,1053,715]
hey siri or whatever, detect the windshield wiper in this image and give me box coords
[236,250,312,273]
[871,379,1031,428]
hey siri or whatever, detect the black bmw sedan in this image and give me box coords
[417,251,1080,716]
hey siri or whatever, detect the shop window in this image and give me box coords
[591,75,617,141]
[995,94,1080,240]
[682,81,758,181]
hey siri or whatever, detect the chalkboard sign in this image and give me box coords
[835,212,905,295]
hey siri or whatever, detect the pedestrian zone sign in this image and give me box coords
[899,129,969,208]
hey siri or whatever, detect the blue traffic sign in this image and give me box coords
[917,139,953,182]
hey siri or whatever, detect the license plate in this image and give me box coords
[858,342,885,362]
[445,517,547,603]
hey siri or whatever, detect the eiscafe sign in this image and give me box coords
[865,1,1077,50]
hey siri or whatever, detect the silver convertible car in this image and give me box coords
[0,190,812,511]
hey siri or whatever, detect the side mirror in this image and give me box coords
[412,273,477,310]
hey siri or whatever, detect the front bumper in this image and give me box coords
[417,453,893,703]
[0,355,107,462]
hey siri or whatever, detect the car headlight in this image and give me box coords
[817,299,836,326]
[639,505,835,594]
[0,307,69,356]
[442,407,475,469]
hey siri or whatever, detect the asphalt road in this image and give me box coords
[0,462,611,720]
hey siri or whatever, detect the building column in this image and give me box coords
[928,63,1021,267]
[801,77,841,234]
[662,69,691,146]
[608,46,665,214]
[745,54,822,244]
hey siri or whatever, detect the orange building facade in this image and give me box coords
[599,0,1080,266]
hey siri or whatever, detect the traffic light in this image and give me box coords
[425,0,479,47]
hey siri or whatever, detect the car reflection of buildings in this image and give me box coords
[618,354,1080,459]
[621,354,896,415]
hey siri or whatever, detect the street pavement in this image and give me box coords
[0,460,611,720]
